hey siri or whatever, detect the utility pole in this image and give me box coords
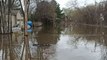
[24,0,29,60]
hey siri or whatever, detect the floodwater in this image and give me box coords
[0,25,107,60]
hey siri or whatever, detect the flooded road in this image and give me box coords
[0,25,107,60]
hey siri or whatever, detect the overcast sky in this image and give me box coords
[21,0,101,10]
[56,0,101,9]
[56,0,70,9]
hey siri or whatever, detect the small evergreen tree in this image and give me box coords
[56,4,64,19]
[55,3,64,24]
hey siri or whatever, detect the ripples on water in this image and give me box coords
[0,25,107,60]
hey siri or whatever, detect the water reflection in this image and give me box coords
[0,34,24,60]
[36,26,60,44]
[31,26,60,60]
[0,25,107,60]
[58,25,107,60]
[0,34,11,60]
[52,35,101,60]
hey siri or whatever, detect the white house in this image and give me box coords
[16,10,24,28]
[12,9,24,28]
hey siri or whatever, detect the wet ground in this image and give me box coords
[0,25,107,60]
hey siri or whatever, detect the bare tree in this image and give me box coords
[0,0,22,33]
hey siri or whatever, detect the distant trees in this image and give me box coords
[63,0,107,26]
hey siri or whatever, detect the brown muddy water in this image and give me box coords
[0,25,107,60]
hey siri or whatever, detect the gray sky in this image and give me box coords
[21,0,101,10]
[56,0,101,9]
[56,0,70,9]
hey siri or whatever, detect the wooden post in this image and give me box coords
[24,0,29,60]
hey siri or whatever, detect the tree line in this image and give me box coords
[63,0,107,26]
